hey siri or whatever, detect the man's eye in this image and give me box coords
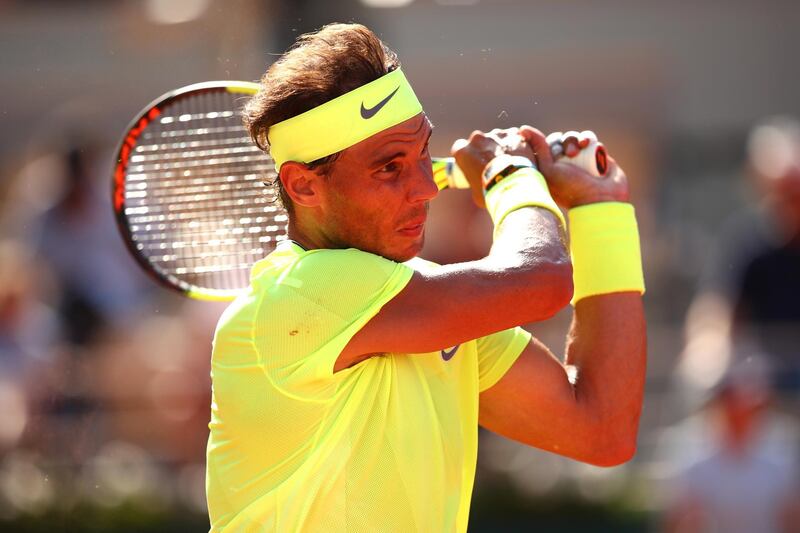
[378,162,400,174]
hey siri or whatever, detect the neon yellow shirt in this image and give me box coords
[206,242,530,532]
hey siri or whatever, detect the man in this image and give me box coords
[206,23,646,532]
[679,116,800,398]
[663,358,800,533]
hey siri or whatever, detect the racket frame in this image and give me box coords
[112,81,261,301]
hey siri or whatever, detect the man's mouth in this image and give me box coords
[397,215,427,237]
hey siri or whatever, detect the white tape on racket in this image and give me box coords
[548,130,608,178]
[446,129,608,189]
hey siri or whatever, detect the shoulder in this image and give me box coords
[251,246,413,314]
[251,245,404,286]
[293,248,405,281]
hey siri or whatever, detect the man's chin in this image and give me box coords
[391,235,425,263]
[371,236,424,263]
[348,233,424,263]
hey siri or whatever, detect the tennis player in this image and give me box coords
[206,23,646,532]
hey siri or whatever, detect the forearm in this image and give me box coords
[562,199,647,463]
[489,205,569,266]
[565,292,646,464]
[476,200,646,465]
[477,135,647,466]
[484,205,571,289]
[427,206,572,331]
[477,166,573,317]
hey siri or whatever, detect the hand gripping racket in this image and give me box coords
[113,81,606,300]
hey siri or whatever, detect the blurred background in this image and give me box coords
[2,0,800,531]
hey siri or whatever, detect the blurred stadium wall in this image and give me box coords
[1,0,799,531]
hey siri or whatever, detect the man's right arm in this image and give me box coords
[337,128,572,370]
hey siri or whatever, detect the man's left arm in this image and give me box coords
[479,129,646,466]
[479,291,645,466]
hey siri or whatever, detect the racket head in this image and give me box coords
[113,81,460,301]
[112,80,281,301]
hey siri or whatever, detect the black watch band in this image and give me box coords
[482,155,535,192]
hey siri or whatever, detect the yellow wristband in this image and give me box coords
[568,202,645,304]
[484,168,565,229]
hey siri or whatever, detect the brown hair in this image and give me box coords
[243,23,400,211]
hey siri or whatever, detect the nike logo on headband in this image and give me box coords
[360,86,400,119]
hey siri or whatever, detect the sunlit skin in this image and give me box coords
[280,121,646,467]
[279,113,437,262]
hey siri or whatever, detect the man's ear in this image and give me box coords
[279,162,323,208]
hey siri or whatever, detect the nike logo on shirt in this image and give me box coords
[441,345,460,361]
[360,86,400,119]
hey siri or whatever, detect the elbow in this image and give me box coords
[495,251,573,321]
[588,441,637,468]
[554,262,574,311]
[583,432,638,467]
[533,259,573,319]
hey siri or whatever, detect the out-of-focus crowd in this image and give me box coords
[658,117,800,532]
[0,138,225,521]
[1,118,799,531]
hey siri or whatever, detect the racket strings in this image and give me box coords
[123,89,286,293]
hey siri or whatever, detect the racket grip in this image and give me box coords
[440,136,608,190]
[553,141,608,178]
[444,159,470,189]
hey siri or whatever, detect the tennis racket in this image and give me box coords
[112,81,606,301]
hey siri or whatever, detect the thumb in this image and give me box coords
[450,138,469,155]
[450,136,487,208]
[519,125,554,173]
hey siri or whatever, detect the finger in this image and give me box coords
[451,140,489,208]
[562,130,580,156]
[486,128,503,140]
[519,125,547,145]
[464,130,500,155]
[503,133,528,153]
[564,141,581,158]
[489,126,519,137]
[450,138,469,155]
[580,130,598,143]
[469,129,486,142]
[452,132,488,171]
[485,130,503,146]
[562,129,581,158]
[545,131,563,146]
[562,130,580,144]
[487,130,523,154]
[520,125,554,169]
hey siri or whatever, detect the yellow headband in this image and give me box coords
[268,68,423,171]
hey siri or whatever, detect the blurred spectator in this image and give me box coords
[0,240,59,376]
[661,357,800,533]
[29,142,152,346]
[0,240,60,453]
[678,116,800,403]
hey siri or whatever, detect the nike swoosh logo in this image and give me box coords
[441,345,460,361]
[360,86,400,119]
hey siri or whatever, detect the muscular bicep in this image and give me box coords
[338,260,569,371]
[335,208,572,371]
[479,293,646,466]
[478,337,585,457]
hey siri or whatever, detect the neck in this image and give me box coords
[287,214,342,252]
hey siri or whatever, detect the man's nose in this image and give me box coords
[407,160,439,203]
